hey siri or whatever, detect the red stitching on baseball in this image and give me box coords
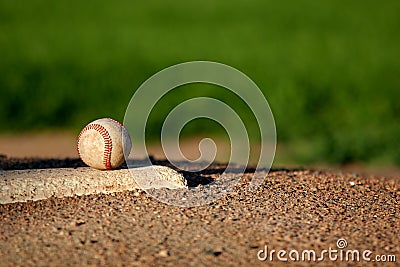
[77,123,113,170]
[104,118,130,145]
[105,118,123,127]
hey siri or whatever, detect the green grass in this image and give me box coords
[0,0,399,165]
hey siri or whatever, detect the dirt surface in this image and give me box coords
[0,132,78,158]
[0,158,399,266]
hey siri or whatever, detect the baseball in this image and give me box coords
[77,118,132,170]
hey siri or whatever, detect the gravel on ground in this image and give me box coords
[0,157,399,266]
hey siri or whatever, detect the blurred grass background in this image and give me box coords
[0,0,399,165]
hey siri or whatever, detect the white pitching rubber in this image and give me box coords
[0,166,187,204]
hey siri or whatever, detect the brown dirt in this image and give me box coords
[0,132,79,158]
[0,158,399,266]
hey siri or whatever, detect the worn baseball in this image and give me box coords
[77,118,132,170]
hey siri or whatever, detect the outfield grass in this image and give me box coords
[0,0,399,165]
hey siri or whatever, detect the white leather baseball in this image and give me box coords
[77,118,132,170]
